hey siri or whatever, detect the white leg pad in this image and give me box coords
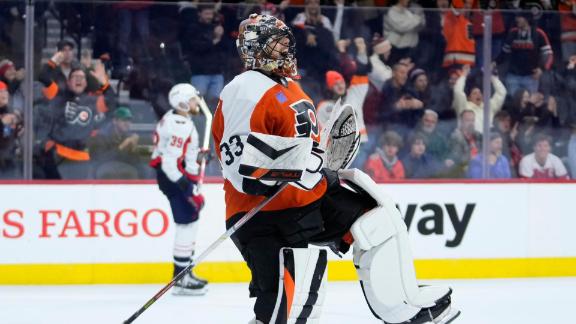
[341,168,451,321]
[270,248,328,324]
[355,243,421,323]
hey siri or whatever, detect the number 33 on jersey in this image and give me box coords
[212,70,326,219]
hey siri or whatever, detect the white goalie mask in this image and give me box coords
[168,83,200,113]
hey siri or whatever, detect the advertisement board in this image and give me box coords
[1,182,575,283]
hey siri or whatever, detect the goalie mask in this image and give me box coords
[237,14,298,79]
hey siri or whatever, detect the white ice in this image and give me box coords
[1,278,575,324]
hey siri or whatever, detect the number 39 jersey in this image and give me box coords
[150,110,200,183]
[212,70,328,219]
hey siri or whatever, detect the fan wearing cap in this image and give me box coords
[316,37,370,144]
[408,68,430,106]
[87,106,141,179]
[150,83,208,296]
[36,40,116,179]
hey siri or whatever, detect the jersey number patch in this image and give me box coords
[220,135,244,165]
[290,100,318,138]
[170,136,184,148]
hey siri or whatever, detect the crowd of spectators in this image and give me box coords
[0,0,575,181]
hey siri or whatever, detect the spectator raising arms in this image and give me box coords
[519,133,570,179]
[38,51,116,179]
[452,64,507,134]
[364,130,405,181]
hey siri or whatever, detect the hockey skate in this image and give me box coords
[189,270,208,286]
[172,272,207,296]
[384,289,461,324]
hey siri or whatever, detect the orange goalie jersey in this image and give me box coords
[212,70,328,219]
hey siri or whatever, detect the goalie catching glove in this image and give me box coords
[238,132,324,191]
[319,99,360,171]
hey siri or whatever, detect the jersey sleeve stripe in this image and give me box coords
[212,99,225,161]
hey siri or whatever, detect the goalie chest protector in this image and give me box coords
[212,70,327,219]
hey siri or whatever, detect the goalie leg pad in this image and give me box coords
[269,248,328,324]
[342,169,452,322]
[352,207,421,323]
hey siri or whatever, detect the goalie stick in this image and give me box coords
[123,101,360,323]
[122,182,289,324]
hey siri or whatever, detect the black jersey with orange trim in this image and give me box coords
[38,60,115,158]
[212,70,327,220]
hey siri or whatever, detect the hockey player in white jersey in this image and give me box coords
[150,83,208,295]
[212,14,459,324]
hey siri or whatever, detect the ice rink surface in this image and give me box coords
[1,278,575,324]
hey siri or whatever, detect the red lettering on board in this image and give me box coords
[2,210,24,238]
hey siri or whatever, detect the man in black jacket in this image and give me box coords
[180,4,230,107]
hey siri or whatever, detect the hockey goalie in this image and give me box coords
[211,13,460,324]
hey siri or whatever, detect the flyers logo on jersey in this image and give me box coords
[289,100,318,138]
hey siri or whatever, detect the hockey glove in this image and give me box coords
[196,148,213,165]
[179,178,205,212]
[188,193,205,211]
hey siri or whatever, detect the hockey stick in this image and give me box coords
[196,97,213,190]
[123,182,290,324]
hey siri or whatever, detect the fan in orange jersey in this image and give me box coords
[212,14,459,324]
[442,0,475,69]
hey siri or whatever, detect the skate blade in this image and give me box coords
[433,308,461,324]
[171,286,208,296]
